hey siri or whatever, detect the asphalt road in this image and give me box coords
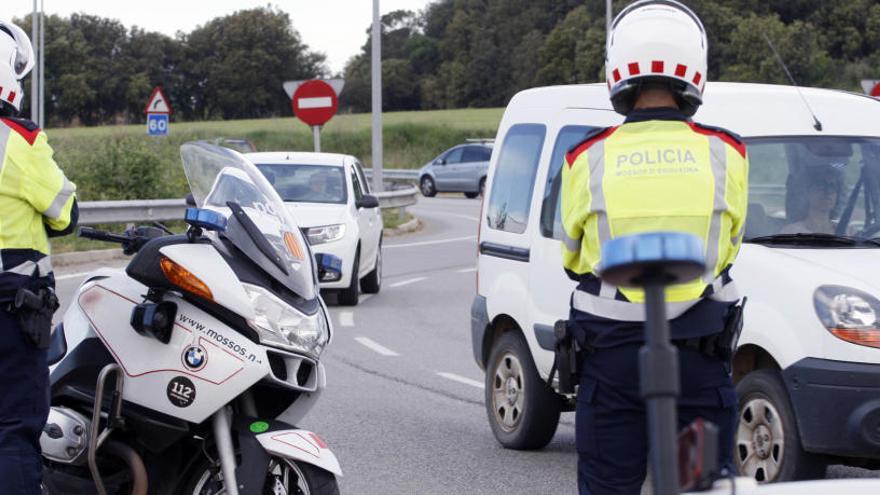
[53,196,877,494]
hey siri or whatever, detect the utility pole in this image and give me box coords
[371,0,384,192]
[606,0,612,38]
[30,0,38,123]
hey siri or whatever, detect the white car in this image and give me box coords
[473,82,880,484]
[246,152,383,306]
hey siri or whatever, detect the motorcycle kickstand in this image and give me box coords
[87,363,126,495]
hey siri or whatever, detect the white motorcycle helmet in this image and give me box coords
[0,20,35,114]
[606,0,708,116]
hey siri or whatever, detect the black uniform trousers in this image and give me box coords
[576,342,736,495]
[0,307,49,495]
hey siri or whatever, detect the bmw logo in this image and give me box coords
[182,345,207,371]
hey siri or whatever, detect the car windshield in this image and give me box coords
[256,164,347,205]
[745,136,880,245]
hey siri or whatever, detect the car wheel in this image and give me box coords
[735,369,826,482]
[361,242,382,294]
[338,249,360,306]
[464,191,479,199]
[485,331,562,450]
[420,176,437,197]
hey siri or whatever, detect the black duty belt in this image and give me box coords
[673,333,722,359]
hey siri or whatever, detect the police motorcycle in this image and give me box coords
[573,232,880,495]
[41,142,342,495]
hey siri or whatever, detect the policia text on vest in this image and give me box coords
[561,108,748,495]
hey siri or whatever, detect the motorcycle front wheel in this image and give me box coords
[182,455,339,495]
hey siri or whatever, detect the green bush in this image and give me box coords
[58,136,188,201]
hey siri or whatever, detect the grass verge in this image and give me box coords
[49,107,502,202]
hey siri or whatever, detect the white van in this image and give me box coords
[472,82,880,483]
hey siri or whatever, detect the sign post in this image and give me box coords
[372,0,384,193]
[862,80,880,98]
[144,87,173,136]
[283,79,343,152]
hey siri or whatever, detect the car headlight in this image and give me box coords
[304,224,345,245]
[814,285,880,349]
[243,284,329,355]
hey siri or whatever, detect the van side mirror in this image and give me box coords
[356,195,380,209]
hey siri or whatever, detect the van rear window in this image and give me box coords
[486,124,546,234]
[540,125,596,239]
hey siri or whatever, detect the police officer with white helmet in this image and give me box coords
[0,20,78,494]
[560,2,748,492]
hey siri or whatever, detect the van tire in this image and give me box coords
[485,331,562,450]
[735,369,826,482]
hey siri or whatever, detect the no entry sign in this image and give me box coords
[292,80,339,127]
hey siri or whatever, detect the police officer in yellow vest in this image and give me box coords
[0,21,77,494]
[561,2,748,493]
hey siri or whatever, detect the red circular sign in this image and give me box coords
[872,82,880,98]
[292,80,338,126]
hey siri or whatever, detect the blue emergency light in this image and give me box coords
[184,208,228,232]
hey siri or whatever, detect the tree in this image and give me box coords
[722,14,835,88]
[182,7,327,120]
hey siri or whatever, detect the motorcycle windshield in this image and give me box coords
[180,142,315,301]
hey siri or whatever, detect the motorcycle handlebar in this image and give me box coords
[78,227,131,244]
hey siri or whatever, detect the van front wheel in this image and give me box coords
[485,331,562,450]
[735,369,826,482]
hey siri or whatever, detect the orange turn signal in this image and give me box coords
[283,231,305,261]
[160,257,213,301]
[830,328,880,349]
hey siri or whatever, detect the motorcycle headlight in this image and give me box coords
[814,285,880,349]
[304,224,346,245]
[243,284,329,355]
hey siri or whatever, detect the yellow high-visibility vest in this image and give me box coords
[0,117,76,278]
[561,118,748,320]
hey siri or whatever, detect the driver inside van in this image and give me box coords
[781,165,843,234]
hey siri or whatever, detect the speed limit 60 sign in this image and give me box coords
[147,114,169,136]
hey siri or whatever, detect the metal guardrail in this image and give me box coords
[79,199,188,225]
[364,168,419,183]
[78,187,419,226]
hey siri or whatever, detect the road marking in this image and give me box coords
[388,277,427,288]
[354,337,399,356]
[384,235,476,249]
[437,372,484,389]
[457,267,477,273]
[55,271,92,281]
[339,311,354,327]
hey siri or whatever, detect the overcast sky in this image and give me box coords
[4,1,435,73]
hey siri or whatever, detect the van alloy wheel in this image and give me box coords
[492,352,525,432]
[736,397,785,482]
